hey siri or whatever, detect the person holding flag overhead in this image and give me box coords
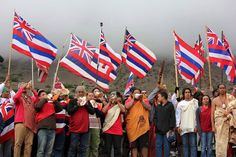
[13,81,38,157]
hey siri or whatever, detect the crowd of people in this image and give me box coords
[1,74,236,157]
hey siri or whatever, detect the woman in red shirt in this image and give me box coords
[196,95,213,157]
[102,91,126,157]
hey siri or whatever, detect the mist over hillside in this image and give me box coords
[0,57,234,95]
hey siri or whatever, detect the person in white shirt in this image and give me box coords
[176,88,198,157]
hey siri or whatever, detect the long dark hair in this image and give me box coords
[201,95,211,107]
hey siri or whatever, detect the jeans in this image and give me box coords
[52,131,66,157]
[0,138,13,157]
[88,128,100,157]
[156,133,170,157]
[201,132,213,157]
[181,132,197,157]
[103,133,122,157]
[67,132,89,157]
[36,129,56,157]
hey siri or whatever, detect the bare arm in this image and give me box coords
[125,98,134,110]
[102,103,110,114]
[211,98,216,132]
[141,99,151,111]
[117,102,126,113]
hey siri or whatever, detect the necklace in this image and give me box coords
[219,95,227,109]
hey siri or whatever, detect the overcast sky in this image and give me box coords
[0,0,236,59]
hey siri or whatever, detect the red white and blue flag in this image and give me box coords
[122,29,157,78]
[222,33,236,83]
[174,31,205,84]
[123,72,134,96]
[54,76,65,89]
[12,12,57,82]
[59,34,111,91]
[99,30,122,71]
[206,27,235,82]
[0,100,14,144]
[193,35,206,84]
[99,30,121,81]
[36,62,48,83]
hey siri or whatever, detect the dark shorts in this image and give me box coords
[130,131,149,149]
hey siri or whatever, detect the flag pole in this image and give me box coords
[8,11,16,76]
[31,59,34,88]
[157,60,165,85]
[52,35,70,90]
[7,48,12,76]
[95,22,103,85]
[198,34,202,89]
[173,31,179,88]
[221,30,224,83]
[205,26,213,91]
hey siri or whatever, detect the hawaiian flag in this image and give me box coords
[174,31,205,84]
[222,33,236,83]
[193,35,206,84]
[194,35,205,57]
[12,12,57,82]
[0,100,14,144]
[99,30,122,71]
[59,34,111,91]
[122,29,157,78]
[99,30,121,81]
[54,76,65,89]
[36,62,48,83]
[124,72,134,96]
[206,27,235,82]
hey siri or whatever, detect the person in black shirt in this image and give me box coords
[154,91,176,157]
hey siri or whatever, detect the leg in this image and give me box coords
[52,131,66,157]
[131,148,138,157]
[24,127,34,157]
[139,132,149,157]
[189,132,197,157]
[156,134,164,157]
[3,138,13,157]
[122,133,130,157]
[201,132,207,157]
[163,134,170,157]
[206,132,213,157]
[181,133,189,157]
[0,143,3,157]
[89,128,100,157]
[14,123,27,157]
[67,133,79,157]
[78,132,90,157]
[175,131,182,157]
[45,130,56,157]
[36,129,47,157]
[112,135,122,157]
[103,133,113,157]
